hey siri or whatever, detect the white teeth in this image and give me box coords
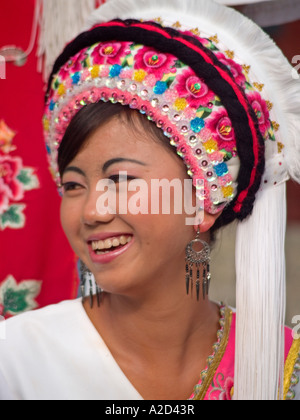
[112,238,120,247]
[91,235,132,252]
[119,236,127,245]
[104,239,113,249]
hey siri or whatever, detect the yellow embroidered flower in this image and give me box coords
[134,69,146,82]
[222,185,234,198]
[90,65,100,78]
[174,98,188,111]
[203,139,218,154]
[43,117,50,132]
[57,84,66,96]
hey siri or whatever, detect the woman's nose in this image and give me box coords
[81,188,116,226]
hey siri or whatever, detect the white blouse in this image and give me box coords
[0,299,143,400]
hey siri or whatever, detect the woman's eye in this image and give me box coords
[108,175,136,183]
[62,182,82,192]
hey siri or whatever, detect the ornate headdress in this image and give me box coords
[43,0,300,399]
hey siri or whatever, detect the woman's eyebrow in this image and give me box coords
[63,166,86,177]
[102,158,147,173]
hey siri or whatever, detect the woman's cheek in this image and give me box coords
[60,199,81,241]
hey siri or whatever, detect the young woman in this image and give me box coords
[0,0,299,400]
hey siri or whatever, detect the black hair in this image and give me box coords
[58,101,177,177]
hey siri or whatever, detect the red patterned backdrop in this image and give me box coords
[0,0,80,317]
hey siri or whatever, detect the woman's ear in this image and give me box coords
[194,210,222,233]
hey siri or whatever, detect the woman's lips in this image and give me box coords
[87,234,133,264]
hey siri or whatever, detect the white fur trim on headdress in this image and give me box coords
[37,0,96,81]
[87,0,300,400]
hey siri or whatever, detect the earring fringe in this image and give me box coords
[80,260,101,308]
[185,231,211,301]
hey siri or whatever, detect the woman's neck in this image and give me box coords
[83,288,221,399]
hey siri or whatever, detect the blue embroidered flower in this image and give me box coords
[49,100,55,111]
[109,64,123,78]
[153,81,168,95]
[214,162,228,177]
[71,72,81,85]
[191,117,205,133]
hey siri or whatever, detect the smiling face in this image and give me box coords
[60,111,200,298]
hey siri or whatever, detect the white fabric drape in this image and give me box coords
[37,0,96,82]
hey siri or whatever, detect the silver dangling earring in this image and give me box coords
[185,228,211,301]
[80,261,102,308]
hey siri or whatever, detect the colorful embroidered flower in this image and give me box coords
[203,139,218,154]
[247,91,271,137]
[109,64,123,78]
[0,275,41,317]
[206,109,236,152]
[219,377,234,401]
[57,83,66,96]
[120,67,134,79]
[134,46,176,79]
[90,65,100,78]
[71,72,81,85]
[59,50,88,81]
[174,98,188,111]
[164,89,178,102]
[176,69,215,108]
[153,81,168,95]
[0,155,24,204]
[82,68,91,81]
[210,151,224,164]
[222,185,234,198]
[134,69,146,82]
[215,52,246,89]
[219,173,233,187]
[214,162,229,177]
[199,128,212,142]
[0,120,16,154]
[0,178,10,214]
[99,66,110,77]
[191,117,205,133]
[91,42,131,66]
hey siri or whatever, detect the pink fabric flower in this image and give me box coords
[247,91,271,137]
[99,66,110,77]
[91,42,131,66]
[82,69,91,81]
[134,46,176,79]
[215,52,246,89]
[199,128,212,141]
[164,88,178,102]
[210,151,224,164]
[120,68,133,79]
[176,69,215,109]
[206,109,236,152]
[219,377,234,401]
[59,50,88,80]
[219,174,233,187]
[0,155,24,204]
[0,178,11,214]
